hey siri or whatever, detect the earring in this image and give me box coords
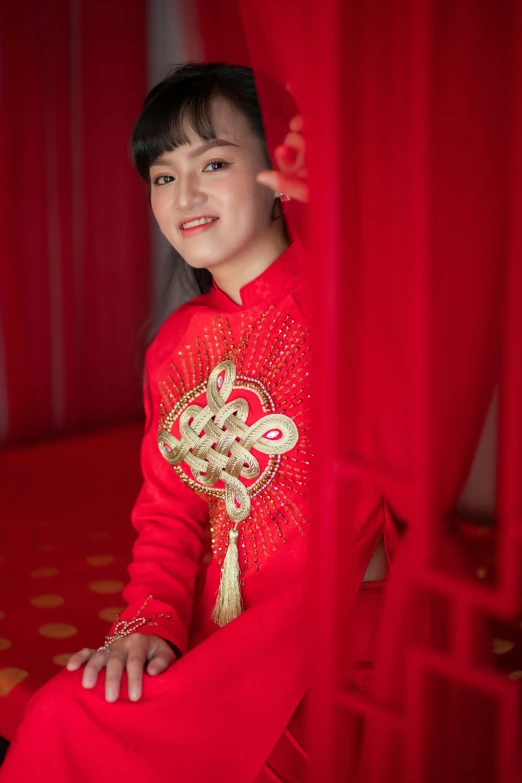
[279,192,291,202]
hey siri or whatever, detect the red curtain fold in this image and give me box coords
[195,0,522,780]
[0,0,150,445]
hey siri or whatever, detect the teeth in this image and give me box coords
[182,217,217,229]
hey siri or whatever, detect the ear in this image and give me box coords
[271,194,284,220]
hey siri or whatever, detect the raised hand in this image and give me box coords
[66,633,178,702]
[256,115,309,204]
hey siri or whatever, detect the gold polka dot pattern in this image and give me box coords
[52,653,75,667]
[0,638,12,651]
[30,595,65,608]
[98,606,124,622]
[86,555,115,567]
[0,668,29,697]
[493,638,515,655]
[38,623,78,639]
[30,567,59,579]
[88,579,124,595]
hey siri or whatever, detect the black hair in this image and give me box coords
[132,62,279,297]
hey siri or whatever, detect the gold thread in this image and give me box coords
[159,360,298,523]
[103,595,170,648]
[157,307,311,574]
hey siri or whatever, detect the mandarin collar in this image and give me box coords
[209,242,301,312]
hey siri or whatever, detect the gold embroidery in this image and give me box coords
[158,309,311,571]
[159,360,299,523]
[103,595,170,648]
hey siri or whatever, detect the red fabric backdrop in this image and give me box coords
[194,1,522,780]
[0,0,150,446]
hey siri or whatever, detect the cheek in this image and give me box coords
[151,194,173,235]
[217,178,274,223]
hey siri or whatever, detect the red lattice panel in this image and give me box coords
[303,1,522,781]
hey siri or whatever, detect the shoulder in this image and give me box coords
[145,292,213,376]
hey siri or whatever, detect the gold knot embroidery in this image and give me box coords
[158,360,299,523]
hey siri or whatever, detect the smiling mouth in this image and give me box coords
[181,217,219,230]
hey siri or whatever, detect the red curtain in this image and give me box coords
[0,0,150,446]
[195,1,521,780]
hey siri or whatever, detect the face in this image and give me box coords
[149,96,279,271]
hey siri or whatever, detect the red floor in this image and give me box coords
[0,423,144,740]
[0,423,520,743]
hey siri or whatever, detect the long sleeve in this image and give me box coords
[108,344,209,655]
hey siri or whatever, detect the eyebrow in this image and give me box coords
[151,139,240,167]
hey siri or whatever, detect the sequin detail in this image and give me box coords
[103,595,170,648]
[158,307,312,572]
[159,359,298,523]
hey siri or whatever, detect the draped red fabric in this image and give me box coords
[195,1,522,780]
[0,0,149,445]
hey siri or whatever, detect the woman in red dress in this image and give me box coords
[0,62,388,783]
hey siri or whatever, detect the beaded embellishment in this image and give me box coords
[103,595,171,648]
[157,306,311,577]
[159,359,299,523]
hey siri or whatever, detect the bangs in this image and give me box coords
[132,83,221,181]
[131,63,271,181]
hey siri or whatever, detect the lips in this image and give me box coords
[179,216,219,230]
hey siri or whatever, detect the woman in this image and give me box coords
[0,62,388,783]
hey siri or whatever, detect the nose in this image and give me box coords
[174,172,207,212]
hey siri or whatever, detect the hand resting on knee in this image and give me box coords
[66,634,178,703]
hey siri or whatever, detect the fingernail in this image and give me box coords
[129,688,140,701]
[106,689,117,702]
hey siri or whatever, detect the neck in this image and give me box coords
[211,230,290,305]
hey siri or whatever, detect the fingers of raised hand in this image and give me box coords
[256,171,309,204]
[276,132,306,175]
[256,115,308,203]
[289,115,303,133]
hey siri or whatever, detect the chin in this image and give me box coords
[177,234,253,271]
[182,245,243,271]
[183,255,224,271]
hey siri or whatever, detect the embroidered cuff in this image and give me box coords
[107,594,189,654]
[104,595,170,648]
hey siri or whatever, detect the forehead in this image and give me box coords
[182,95,254,147]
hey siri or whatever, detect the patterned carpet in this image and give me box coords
[0,423,144,741]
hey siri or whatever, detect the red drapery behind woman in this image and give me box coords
[194,0,522,780]
[0,0,150,446]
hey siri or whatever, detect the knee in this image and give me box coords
[24,667,100,721]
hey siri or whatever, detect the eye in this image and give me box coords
[202,159,231,172]
[152,174,175,186]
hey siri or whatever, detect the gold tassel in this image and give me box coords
[211,528,243,627]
